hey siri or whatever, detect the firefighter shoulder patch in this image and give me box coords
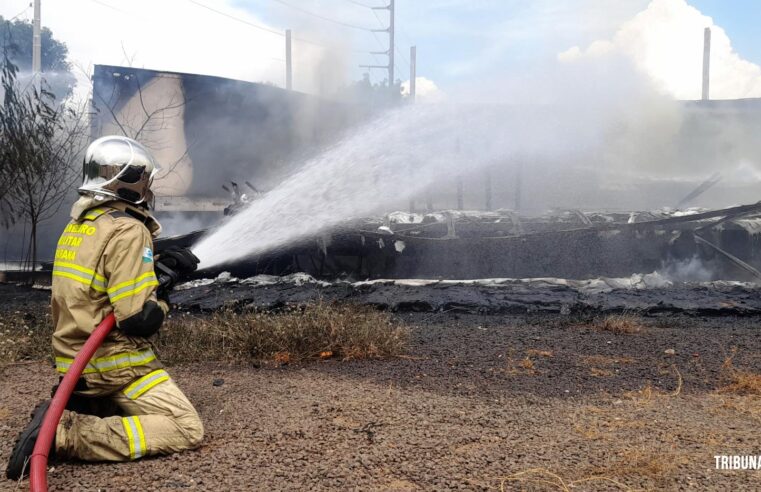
[142,247,154,263]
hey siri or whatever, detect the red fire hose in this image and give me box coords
[29,312,116,492]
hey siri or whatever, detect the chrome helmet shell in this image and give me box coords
[79,136,159,205]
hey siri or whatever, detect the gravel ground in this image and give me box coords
[1,286,760,490]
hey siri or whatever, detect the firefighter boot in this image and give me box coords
[5,400,52,481]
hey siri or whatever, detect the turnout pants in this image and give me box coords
[55,370,204,461]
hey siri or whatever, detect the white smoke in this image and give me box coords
[659,255,714,282]
[401,77,445,103]
[559,0,761,100]
[0,0,331,100]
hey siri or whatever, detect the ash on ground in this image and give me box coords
[1,281,760,490]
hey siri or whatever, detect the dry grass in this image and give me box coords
[580,354,633,378]
[160,302,408,364]
[590,367,613,377]
[600,447,685,480]
[503,349,555,376]
[505,356,538,375]
[0,311,53,366]
[596,315,646,335]
[717,353,761,396]
[581,355,636,366]
[572,403,688,488]
[621,365,682,403]
[716,394,761,422]
[622,384,658,405]
[0,302,408,366]
[573,405,648,442]
[526,349,554,358]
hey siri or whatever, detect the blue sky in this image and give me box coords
[236,0,761,92]
[690,0,761,63]
[1,0,759,99]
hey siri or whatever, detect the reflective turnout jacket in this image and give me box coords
[51,197,166,394]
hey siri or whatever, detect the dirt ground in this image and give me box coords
[1,286,761,490]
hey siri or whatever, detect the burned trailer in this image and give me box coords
[159,202,761,282]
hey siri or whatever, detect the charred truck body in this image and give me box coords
[65,68,761,282]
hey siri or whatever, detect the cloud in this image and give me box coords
[0,0,336,100]
[558,0,761,100]
[401,76,444,103]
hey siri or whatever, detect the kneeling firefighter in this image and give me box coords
[6,136,203,480]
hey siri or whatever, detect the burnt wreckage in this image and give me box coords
[159,201,761,282]
[84,64,761,284]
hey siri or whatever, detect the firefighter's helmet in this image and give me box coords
[79,136,159,206]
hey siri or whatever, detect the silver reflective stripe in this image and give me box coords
[52,265,93,282]
[125,416,145,459]
[55,348,156,374]
[124,370,169,400]
[107,274,158,301]
[91,349,156,371]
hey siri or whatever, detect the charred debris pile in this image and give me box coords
[161,201,761,283]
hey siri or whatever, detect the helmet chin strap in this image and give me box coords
[144,189,156,210]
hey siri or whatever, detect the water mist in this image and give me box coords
[192,101,613,269]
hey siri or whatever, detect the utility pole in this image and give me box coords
[410,46,416,101]
[285,29,293,90]
[388,0,395,86]
[361,1,395,93]
[408,45,417,213]
[702,27,711,101]
[32,0,41,76]
[514,161,523,211]
[455,139,463,210]
[485,167,492,211]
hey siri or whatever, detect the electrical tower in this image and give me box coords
[359,0,395,90]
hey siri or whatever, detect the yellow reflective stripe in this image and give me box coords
[53,270,108,292]
[134,417,146,458]
[54,357,97,374]
[108,271,158,294]
[123,369,170,400]
[91,282,107,293]
[52,270,92,286]
[122,417,136,459]
[55,348,156,374]
[84,208,106,221]
[122,417,145,459]
[109,278,159,303]
[53,261,95,276]
[53,261,107,289]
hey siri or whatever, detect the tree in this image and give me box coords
[0,53,88,268]
[0,15,76,99]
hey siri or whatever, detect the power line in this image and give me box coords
[400,26,414,47]
[344,0,382,8]
[371,7,407,69]
[7,5,30,21]
[185,0,326,49]
[370,30,387,53]
[186,0,376,54]
[268,0,374,31]
[89,0,130,15]
[394,45,409,66]
[186,0,286,37]
[371,8,385,27]
[370,7,409,70]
